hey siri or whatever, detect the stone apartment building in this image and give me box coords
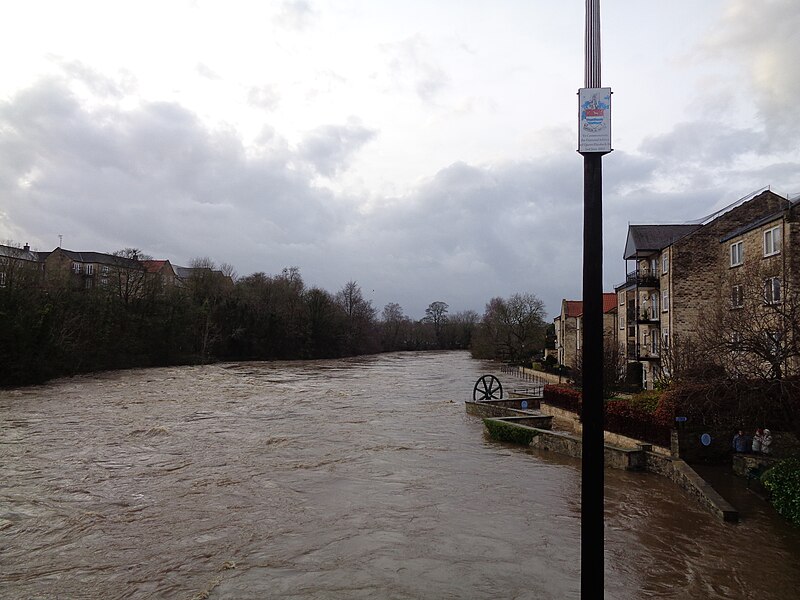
[554,293,617,371]
[616,189,799,388]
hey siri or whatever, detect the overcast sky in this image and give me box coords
[2,0,799,319]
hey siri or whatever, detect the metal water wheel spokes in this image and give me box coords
[473,374,503,402]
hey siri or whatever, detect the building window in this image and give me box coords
[764,226,781,257]
[766,331,782,359]
[0,272,5,287]
[730,241,743,267]
[731,332,744,350]
[101,265,110,274]
[662,253,669,274]
[662,290,669,312]
[662,328,669,349]
[84,278,93,289]
[100,276,109,287]
[72,262,82,274]
[765,277,781,304]
[731,285,743,308]
[618,291,625,306]
[86,264,94,275]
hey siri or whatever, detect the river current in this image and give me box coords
[2,351,799,599]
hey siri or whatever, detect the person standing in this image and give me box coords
[732,430,748,453]
[761,429,773,455]
[752,428,764,453]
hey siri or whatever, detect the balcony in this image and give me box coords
[636,308,661,324]
[626,267,660,288]
[626,343,660,361]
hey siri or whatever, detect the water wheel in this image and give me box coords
[472,374,503,402]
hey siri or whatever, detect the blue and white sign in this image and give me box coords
[700,433,712,447]
[521,401,528,409]
[578,87,612,153]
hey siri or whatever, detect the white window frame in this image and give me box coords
[662,328,669,350]
[730,241,743,267]
[763,225,781,257]
[86,264,94,275]
[0,272,6,287]
[101,265,110,274]
[662,253,669,274]
[764,277,781,304]
[731,284,743,309]
[662,290,669,312]
[72,262,82,274]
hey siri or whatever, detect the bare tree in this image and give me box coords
[423,301,449,347]
[697,261,800,380]
[335,281,377,354]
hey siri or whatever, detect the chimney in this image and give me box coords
[23,243,30,252]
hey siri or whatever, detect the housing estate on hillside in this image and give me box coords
[0,245,234,294]
[554,188,800,389]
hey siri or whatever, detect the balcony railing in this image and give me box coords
[636,308,661,324]
[626,343,660,360]
[626,267,660,288]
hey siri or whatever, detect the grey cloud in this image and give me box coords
[196,63,221,80]
[639,121,763,166]
[384,35,450,103]
[50,57,136,98]
[0,77,341,266]
[248,84,280,110]
[703,0,800,145]
[297,120,377,177]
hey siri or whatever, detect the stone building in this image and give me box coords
[554,293,617,371]
[616,189,799,388]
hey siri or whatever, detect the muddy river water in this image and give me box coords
[2,351,799,599]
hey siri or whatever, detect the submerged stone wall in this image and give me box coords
[475,404,739,522]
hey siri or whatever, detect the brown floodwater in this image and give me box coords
[2,351,799,599]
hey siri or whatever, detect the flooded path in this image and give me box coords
[2,351,799,599]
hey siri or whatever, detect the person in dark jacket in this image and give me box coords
[732,430,748,452]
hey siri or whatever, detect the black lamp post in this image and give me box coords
[578,1,610,597]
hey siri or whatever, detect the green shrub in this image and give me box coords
[761,458,800,527]
[484,419,535,445]
[627,390,662,413]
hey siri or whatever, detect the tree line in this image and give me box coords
[0,254,548,386]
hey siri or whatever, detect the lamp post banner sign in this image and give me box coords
[578,87,611,153]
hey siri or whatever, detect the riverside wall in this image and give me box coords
[474,403,738,522]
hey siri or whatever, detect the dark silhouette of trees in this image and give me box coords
[471,292,547,363]
[1,241,549,388]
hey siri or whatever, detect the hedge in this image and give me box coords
[543,385,583,414]
[542,384,674,447]
[761,458,800,527]
[484,419,536,445]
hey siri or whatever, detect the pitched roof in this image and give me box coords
[623,224,702,259]
[603,292,617,314]
[142,259,170,273]
[56,248,141,269]
[564,300,582,318]
[562,293,616,318]
[0,244,42,262]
